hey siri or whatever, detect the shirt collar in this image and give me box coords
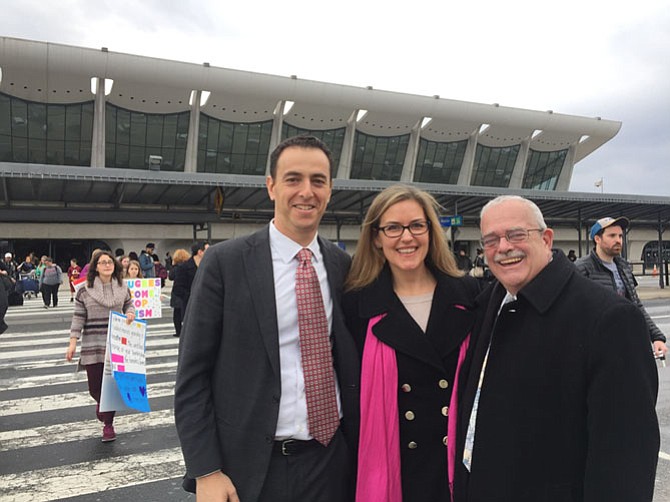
[269,220,321,264]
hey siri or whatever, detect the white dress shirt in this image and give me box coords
[269,222,342,440]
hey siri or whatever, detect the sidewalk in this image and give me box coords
[636,275,670,301]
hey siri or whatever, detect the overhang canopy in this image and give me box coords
[1,162,669,229]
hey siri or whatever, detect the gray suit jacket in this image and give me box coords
[174,226,359,501]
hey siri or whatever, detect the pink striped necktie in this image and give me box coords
[295,248,340,446]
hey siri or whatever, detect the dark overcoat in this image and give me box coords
[174,226,359,501]
[170,257,197,310]
[454,251,659,502]
[343,265,478,502]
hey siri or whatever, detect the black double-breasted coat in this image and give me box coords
[343,265,478,502]
[454,251,659,502]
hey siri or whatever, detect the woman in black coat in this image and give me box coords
[168,248,191,338]
[343,185,479,502]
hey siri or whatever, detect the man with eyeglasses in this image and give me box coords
[454,195,659,502]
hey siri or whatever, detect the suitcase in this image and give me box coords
[17,276,39,299]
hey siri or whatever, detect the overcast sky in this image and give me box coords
[2,0,668,196]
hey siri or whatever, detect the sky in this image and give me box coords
[2,0,668,196]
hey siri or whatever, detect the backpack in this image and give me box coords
[156,264,168,287]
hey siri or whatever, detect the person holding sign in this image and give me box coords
[66,250,136,442]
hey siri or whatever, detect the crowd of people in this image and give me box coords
[2,135,666,500]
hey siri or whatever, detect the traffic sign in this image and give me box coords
[439,215,463,227]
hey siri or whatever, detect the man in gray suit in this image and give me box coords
[175,136,359,502]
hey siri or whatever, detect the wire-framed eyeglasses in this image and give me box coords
[480,228,544,249]
[376,220,431,238]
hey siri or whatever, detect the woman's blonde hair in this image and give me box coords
[345,184,462,291]
[172,248,191,266]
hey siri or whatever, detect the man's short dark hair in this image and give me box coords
[269,135,334,179]
[191,240,209,255]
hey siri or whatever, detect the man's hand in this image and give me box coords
[196,471,240,502]
[653,340,668,358]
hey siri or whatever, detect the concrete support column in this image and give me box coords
[555,144,577,190]
[336,110,358,179]
[184,90,201,173]
[457,128,479,186]
[508,138,530,188]
[400,119,422,182]
[266,100,285,176]
[90,77,106,168]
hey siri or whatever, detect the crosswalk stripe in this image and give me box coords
[0,447,185,502]
[0,361,178,391]
[0,335,177,349]
[0,381,176,416]
[0,408,176,451]
[3,348,179,368]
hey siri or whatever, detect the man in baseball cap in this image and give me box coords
[588,216,629,241]
[576,216,667,357]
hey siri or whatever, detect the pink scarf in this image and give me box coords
[356,311,471,502]
[356,314,400,502]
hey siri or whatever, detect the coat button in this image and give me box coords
[442,406,449,416]
[401,383,412,393]
[408,441,418,449]
[443,436,448,446]
[404,411,415,421]
[438,379,449,389]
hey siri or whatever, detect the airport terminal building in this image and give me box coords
[1,37,669,270]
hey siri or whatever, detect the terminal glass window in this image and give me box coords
[522,148,568,190]
[414,138,467,184]
[105,104,188,171]
[197,115,272,175]
[282,123,345,170]
[350,131,409,181]
[0,92,93,166]
[470,144,520,187]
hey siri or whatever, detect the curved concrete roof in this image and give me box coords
[0,36,620,163]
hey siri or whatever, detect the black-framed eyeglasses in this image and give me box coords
[376,220,431,238]
[480,228,544,249]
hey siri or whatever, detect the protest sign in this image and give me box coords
[99,311,150,413]
[72,276,87,293]
[126,278,162,319]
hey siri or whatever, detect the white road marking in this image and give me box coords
[2,348,179,369]
[0,447,185,502]
[659,451,670,461]
[0,334,177,349]
[0,381,175,416]
[0,408,176,451]
[0,361,178,391]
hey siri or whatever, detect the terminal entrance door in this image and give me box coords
[9,239,111,271]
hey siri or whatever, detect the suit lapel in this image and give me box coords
[318,237,344,310]
[243,227,280,377]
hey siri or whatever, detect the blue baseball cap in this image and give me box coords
[589,216,629,241]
